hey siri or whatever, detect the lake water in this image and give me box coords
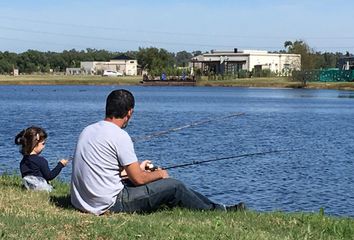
[1,85,354,217]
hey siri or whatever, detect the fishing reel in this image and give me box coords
[145,163,159,171]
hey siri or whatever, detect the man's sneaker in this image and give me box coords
[226,202,246,212]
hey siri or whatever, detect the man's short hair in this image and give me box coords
[106,89,135,119]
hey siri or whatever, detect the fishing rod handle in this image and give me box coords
[145,163,160,171]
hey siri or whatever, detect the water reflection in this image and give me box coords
[338,92,354,98]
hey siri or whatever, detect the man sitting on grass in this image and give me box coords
[70,89,245,215]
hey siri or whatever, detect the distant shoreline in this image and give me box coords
[1,74,354,91]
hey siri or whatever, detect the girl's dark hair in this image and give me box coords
[15,126,47,155]
[106,89,135,119]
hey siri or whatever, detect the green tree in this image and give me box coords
[0,51,17,74]
[136,47,175,74]
[284,41,345,70]
[49,53,66,72]
[284,41,293,49]
[284,40,316,70]
[176,51,192,67]
[0,59,13,74]
[192,50,202,56]
[321,52,342,68]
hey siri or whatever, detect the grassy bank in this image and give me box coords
[197,77,354,90]
[197,77,303,88]
[0,74,141,85]
[1,175,353,239]
[1,74,354,90]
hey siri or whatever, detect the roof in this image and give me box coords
[196,50,300,59]
[111,54,133,60]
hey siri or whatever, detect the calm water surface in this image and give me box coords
[1,85,353,217]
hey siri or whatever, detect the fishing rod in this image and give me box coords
[132,112,245,142]
[147,148,301,170]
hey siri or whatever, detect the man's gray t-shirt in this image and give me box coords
[70,120,138,215]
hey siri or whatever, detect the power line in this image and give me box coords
[0,26,283,50]
[1,17,354,51]
[1,15,354,41]
[0,36,88,49]
[0,15,295,40]
[0,26,235,49]
[0,26,354,49]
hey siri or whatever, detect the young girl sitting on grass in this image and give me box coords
[15,126,68,192]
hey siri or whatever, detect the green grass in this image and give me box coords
[197,76,303,88]
[1,175,354,239]
[197,77,354,90]
[0,74,141,85]
[1,74,354,91]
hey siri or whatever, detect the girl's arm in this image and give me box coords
[38,157,65,181]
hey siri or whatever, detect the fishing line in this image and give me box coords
[161,148,302,170]
[67,113,245,161]
[132,112,245,142]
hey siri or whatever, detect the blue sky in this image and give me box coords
[0,0,353,53]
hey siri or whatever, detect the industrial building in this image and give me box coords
[190,49,301,76]
[337,56,354,70]
[80,55,138,76]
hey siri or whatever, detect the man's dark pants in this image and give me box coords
[110,178,225,213]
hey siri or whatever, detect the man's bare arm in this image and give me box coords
[124,162,169,186]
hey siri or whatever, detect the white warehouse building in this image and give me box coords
[80,55,138,76]
[190,49,301,76]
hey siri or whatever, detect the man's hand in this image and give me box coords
[125,161,169,186]
[140,160,160,171]
[140,160,152,171]
[158,169,169,179]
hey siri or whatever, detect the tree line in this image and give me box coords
[0,48,196,74]
[281,40,348,70]
[0,41,350,74]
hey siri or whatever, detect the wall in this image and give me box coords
[80,60,138,75]
[193,51,301,76]
[110,59,138,76]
